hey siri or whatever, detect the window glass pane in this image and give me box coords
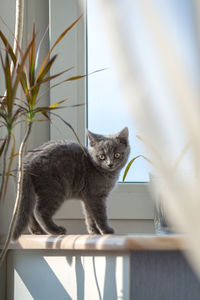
[87,1,151,182]
[87,0,198,182]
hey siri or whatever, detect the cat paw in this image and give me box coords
[88,228,101,234]
[103,227,115,234]
[56,226,67,235]
[12,231,20,241]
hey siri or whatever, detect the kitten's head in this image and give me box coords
[87,127,130,172]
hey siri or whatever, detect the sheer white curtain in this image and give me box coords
[84,0,200,277]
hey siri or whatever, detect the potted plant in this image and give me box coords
[0,14,85,266]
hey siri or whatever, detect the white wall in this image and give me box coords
[7,250,130,300]
[0,0,50,238]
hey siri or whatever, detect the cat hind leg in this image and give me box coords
[32,180,68,235]
[34,198,67,235]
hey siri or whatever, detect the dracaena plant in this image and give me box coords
[0,15,83,265]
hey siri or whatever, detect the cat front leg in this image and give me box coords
[85,197,114,235]
[81,202,101,234]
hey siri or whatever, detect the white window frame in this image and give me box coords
[49,0,154,221]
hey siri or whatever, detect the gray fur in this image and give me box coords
[13,127,130,240]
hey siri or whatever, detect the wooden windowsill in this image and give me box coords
[1,234,188,251]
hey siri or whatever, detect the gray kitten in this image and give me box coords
[13,127,130,240]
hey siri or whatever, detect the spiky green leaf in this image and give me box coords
[4,51,13,116]
[29,26,36,87]
[37,15,82,80]
[50,69,106,90]
[0,31,17,66]
[123,155,141,182]
[36,55,57,83]
[13,37,36,97]
[48,98,68,109]
[20,71,31,103]
[0,138,7,157]
[39,67,73,84]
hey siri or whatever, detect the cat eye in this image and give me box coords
[99,154,105,160]
[114,152,121,159]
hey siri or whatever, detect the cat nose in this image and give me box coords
[108,163,113,168]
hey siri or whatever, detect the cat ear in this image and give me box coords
[117,127,129,146]
[87,130,103,147]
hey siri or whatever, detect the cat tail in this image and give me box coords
[12,172,35,241]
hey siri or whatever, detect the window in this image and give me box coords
[49,0,154,224]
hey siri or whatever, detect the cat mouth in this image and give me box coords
[101,164,115,171]
[107,165,116,171]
